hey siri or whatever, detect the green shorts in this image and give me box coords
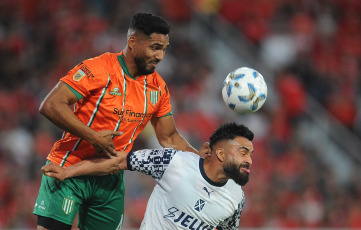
[33,168,125,229]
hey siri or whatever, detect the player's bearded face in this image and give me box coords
[133,33,168,75]
[223,162,250,186]
[134,55,157,75]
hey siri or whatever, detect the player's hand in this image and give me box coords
[42,162,67,181]
[112,151,129,170]
[91,130,123,158]
[200,142,211,158]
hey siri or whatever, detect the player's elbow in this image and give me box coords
[157,130,179,148]
[39,99,55,118]
[39,99,50,116]
[158,137,174,149]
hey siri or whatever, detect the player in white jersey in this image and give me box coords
[42,122,254,229]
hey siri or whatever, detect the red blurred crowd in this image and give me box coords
[0,0,360,229]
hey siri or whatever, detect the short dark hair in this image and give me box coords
[129,12,171,36]
[209,122,254,150]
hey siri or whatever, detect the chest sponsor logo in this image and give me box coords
[73,69,85,81]
[149,91,159,105]
[109,87,122,96]
[62,197,75,215]
[164,207,214,230]
[113,108,153,123]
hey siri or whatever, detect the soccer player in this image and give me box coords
[42,122,254,230]
[33,12,199,230]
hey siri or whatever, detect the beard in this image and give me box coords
[134,56,156,75]
[223,162,250,186]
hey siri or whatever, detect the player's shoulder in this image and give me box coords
[176,150,200,158]
[162,150,200,173]
[73,53,120,80]
[82,52,117,71]
[174,151,200,164]
[94,52,118,60]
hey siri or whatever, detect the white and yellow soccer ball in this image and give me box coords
[222,67,267,114]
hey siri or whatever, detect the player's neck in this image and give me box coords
[203,159,228,184]
[122,48,140,79]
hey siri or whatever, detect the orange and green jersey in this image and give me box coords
[47,52,172,167]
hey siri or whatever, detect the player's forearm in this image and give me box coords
[64,159,112,178]
[39,100,99,144]
[174,136,198,154]
[152,116,199,154]
[64,155,128,179]
[162,131,198,154]
[182,142,199,154]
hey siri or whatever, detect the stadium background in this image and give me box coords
[0,0,361,229]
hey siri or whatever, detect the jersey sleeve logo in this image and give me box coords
[73,69,86,81]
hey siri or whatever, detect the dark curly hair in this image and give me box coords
[209,122,254,150]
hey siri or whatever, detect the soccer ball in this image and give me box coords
[222,67,267,114]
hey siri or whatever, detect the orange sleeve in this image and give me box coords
[153,80,172,117]
[60,54,111,98]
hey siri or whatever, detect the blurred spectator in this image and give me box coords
[276,72,307,120]
[0,0,360,228]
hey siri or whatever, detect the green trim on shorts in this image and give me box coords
[34,164,125,228]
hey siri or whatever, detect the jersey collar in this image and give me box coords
[199,158,227,187]
[117,54,136,80]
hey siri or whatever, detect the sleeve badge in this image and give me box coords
[73,69,86,81]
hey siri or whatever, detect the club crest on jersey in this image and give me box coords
[73,69,85,81]
[194,199,205,212]
[109,87,122,96]
[62,197,75,215]
[149,91,159,105]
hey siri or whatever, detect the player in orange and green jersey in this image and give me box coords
[47,51,173,167]
[33,12,200,230]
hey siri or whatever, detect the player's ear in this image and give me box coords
[199,142,211,157]
[128,35,136,50]
[215,148,225,162]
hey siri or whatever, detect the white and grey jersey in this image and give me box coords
[126,149,245,230]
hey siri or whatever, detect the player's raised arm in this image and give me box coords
[39,81,122,157]
[42,152,128,181]
[151,115,209,157]
[42,148,179,181]
[127,148,179,180]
